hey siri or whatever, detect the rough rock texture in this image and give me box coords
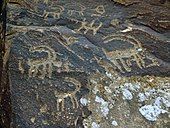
[5,0,170,127]
[0,1,12,128]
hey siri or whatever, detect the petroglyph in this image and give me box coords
[91,5,106,17]
[110,19,120,26]
[66,3,86,16]
[145,54,160,68]
[62,35,79,45]
[43,5,64,19]
[34,0,49,4]
[50,34,84,61]
[28,45,62,79]
[121,24,170,43]
[103,34,146,73]
[18,58,25,74]
[75,18,102,35]
[54,77,81,111]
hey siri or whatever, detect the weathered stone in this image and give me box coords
[4,0,170,127]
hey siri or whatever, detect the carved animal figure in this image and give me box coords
[76,18,102,35]
[66,3,86,16]
[103,34,145,73]
[28,45,62,79]
[43,5,64,19]
[34,0,49,4]
[54,77,81,111]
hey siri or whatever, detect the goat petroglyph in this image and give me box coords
[75,18,102,35]
[28,45,62,79]
[43,5,64,19]
[34,0,49,4]
[54,77,81,111]
[66,3,86,17]
[103,34,146,73]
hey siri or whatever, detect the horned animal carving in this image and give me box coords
[76,18,102,35]
[66,3,86,16]
[43,5,64,19]
[103,34,145,73]
[28,45,62,79]
[54,77,81,111]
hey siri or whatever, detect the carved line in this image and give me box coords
[43,5,64,19]
[54,77,81,111]
[18,59,25,74]
[75,18,102,35]
[103,34,146,73]
[62,35,79,45]
[28,45,62,79]
[66,3,86,16]
[50,34,85,61]
[91,5,105,17]
[34,0,49,4]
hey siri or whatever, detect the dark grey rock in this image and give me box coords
[6,0,170,127]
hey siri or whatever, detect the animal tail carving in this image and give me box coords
[29,45,57,60]
[103,34,142,48]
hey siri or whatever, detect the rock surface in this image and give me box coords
[5,0,170,127]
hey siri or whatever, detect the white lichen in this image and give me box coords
[144,89,156,97]
[138,93,147,102]
[95,96,109,117]
[106,72,113,79]
[111,120,118,126]
[104,86,112,93]
[80,98,88,106]
[92,122,100,128]
[124,83,140,92]
[92,85,99,94]
[162,97,170,108]
[122,89,133,100]
[139,105,167,121]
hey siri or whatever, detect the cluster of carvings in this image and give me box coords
[21,34,159,80]
[54,77,81,111]
[23,2,160,74]
[17,34,159,115]
[39,2,106,19]
[14,1,163,124]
